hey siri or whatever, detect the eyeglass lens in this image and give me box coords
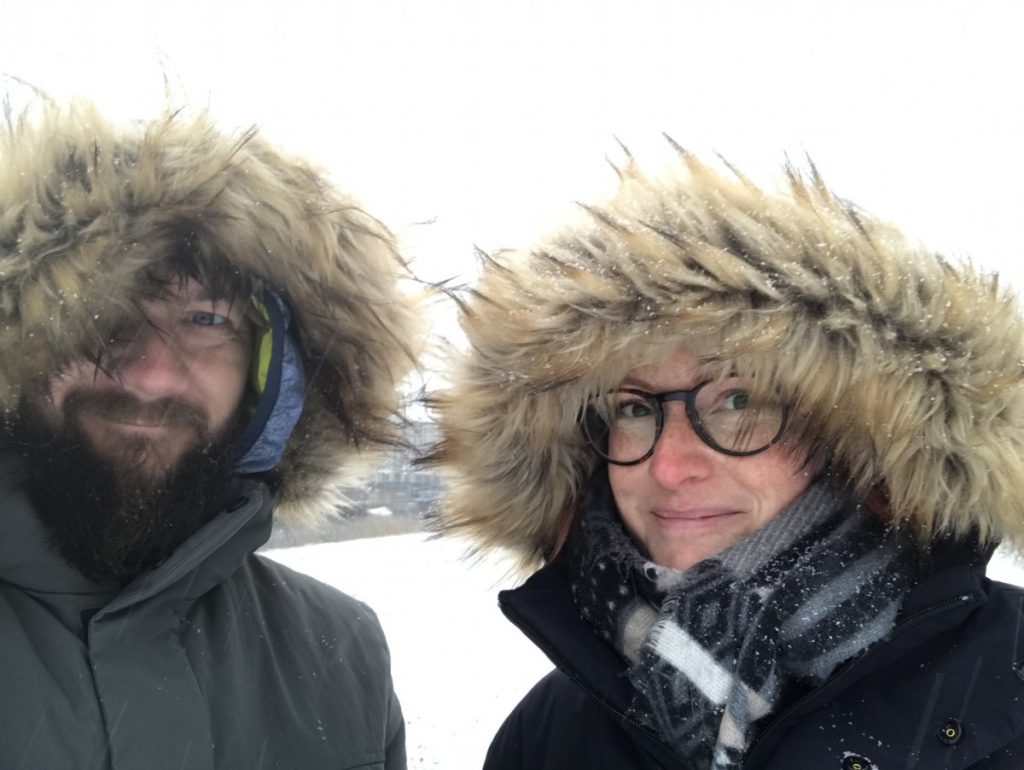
[584,379,785,463]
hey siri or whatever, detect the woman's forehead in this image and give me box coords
[622,348,731,389]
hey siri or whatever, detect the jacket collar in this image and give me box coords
[100,478,272,616]
[498,558,683,766]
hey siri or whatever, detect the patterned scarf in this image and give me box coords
[567,472,923,769]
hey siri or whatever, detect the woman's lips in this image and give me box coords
[651,507,741,532]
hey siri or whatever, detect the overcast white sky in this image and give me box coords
[4,0,1023,290]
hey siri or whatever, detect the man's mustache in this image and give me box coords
[62,390,210,433]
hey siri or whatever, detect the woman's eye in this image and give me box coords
[721,390,750,410]
[188,310,229,327]
[616,400,655,420]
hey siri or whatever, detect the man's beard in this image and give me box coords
[15,390,243,584]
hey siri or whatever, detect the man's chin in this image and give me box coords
[20,418,238,584]
[86,438,193,486]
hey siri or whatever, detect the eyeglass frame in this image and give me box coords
[581,382,789,465]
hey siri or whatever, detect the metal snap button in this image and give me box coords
[937,717,964,746]
[842,754,874,770]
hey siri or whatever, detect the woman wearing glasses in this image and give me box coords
[429,154,1024,768]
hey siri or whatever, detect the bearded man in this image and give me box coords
[0,102,418,769]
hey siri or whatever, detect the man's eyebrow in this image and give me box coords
[190,285,241,304]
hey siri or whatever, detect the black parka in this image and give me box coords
[428,154,1024,767]
[486,546,1024,769]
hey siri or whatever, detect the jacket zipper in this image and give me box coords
[741,591,976,766]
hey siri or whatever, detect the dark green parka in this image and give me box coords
[0,104,420,769]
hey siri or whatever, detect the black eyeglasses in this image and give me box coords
[581,379,788,465]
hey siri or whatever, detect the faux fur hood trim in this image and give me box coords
[429,152,1024,570]
[0,102,422,527]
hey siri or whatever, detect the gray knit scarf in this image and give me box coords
[567,472,923,769]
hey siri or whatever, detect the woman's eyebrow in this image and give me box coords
[620,372,717,391]
[619,375,656,390]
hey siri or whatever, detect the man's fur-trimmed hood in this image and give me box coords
[430,151,1024,570]
[0,102,421,526]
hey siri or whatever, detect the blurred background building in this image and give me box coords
[265,419,441,548]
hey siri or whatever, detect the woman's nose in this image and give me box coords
[647,408,715,487]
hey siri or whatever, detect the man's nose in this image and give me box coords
[647,407,715,487]
[108,320,190,398]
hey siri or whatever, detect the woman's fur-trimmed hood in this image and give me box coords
[0,102,421,526]
[430,151,1024,570]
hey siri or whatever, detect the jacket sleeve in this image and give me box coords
[483,700,528,770]
[384,682,407,770]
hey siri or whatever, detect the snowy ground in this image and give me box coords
[264,534,551,770]
[265,535,1024,770]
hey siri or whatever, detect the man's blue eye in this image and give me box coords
[190,310,228,327]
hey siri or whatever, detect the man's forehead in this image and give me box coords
[139,273,240,304]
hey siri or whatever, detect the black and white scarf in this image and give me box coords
[567,472,923,769]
